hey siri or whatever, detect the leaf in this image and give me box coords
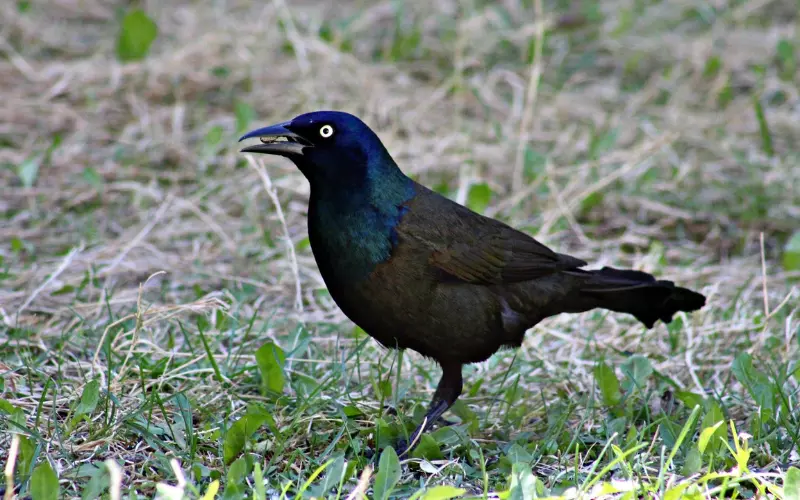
[343,405,363,418]
[253,463,266,500]
[373,446,401,500]
[227,457,248,485]
[580,192,604,214]
[731,353,775,417]
[410,434,443,460]
[80,463,109,500]
[467,182,492,213]
[699,401,726,455]
[506,443,532,465]
[234,101,256,134]
[594,361,621,407]
[776,39,795,80]
[421,485,467,499]
[664,483,689,500]
[698,421,724,454]
[255,341,286,396]
[31,460,59,500]
[117,9,158,62]
[222,405,272,464]
[205,125,224,147]
[75,379,100,416]
[785,467,800,500]
[682,446,702,476]
[311,455,345,498]
[674,390,704,409]
[620,355,653,392]
[508,462,539,500]
[377,378,392,399]
[523,147,546,182]
[17,156,41,188]
[200,480,220,500]
[783,231,800,271]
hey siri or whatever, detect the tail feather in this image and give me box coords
[579,266,706,328]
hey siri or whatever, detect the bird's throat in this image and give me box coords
[308,172,415,282]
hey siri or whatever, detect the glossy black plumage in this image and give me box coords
[240,111,706,454]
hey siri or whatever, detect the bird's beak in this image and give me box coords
[238,121,311,157]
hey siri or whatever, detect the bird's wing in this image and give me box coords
[420,201,587,285]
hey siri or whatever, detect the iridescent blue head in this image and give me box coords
[240,110,406,191]
[240,111,416,274]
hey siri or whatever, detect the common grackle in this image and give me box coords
[239,111,706,454]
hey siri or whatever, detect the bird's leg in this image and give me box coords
[396,363,462,456]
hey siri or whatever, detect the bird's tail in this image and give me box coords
[576,267,706,328]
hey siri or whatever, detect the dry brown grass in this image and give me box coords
[1,0,799,496]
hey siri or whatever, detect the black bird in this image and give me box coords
[239,111,706,454]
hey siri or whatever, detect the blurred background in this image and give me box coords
[1,0,798,497]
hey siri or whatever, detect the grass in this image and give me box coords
[1,0,799,498]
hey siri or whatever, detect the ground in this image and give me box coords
[1,0,799,498]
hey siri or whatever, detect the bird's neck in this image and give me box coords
[307,160,415,282]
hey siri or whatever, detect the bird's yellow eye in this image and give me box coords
[319,124,334,138]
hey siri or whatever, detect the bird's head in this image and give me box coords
[239,111,399,187]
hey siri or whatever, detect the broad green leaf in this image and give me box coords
[785,467,800,499]
[506,444,532,465]
[731,353,775,417]
[0,400,25,430]
[227,457,248,485]
[80,463,109,500]
[594,361,621,407]
[410,434,443,460]
[255,341,286,395]
[674,390,704,409]
[253,462,266,500]
[75,380,100,416]
[311,454,345,498]
[621,355,653,392]
[421,485,467,499]
[222,405,272,464]
[700,400,726,455]
[117,9,158,62]
[580,191,604,214]
[377,378,392,399]
[467,182,492,213]
[776,39,796,80]
[508,461,539,500]
[783,231,800,271]
[523,147,546,181]
[373,446,401,500]
[664,483,689,500]
[681,446,702,476]
[200,480,220,500]
[31,460,59,500]
[698,421,724,454]
[234,101,255,134]
[205,125,224,147]
[343,405,363,417]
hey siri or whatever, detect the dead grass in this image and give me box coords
[1,0,799,497]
